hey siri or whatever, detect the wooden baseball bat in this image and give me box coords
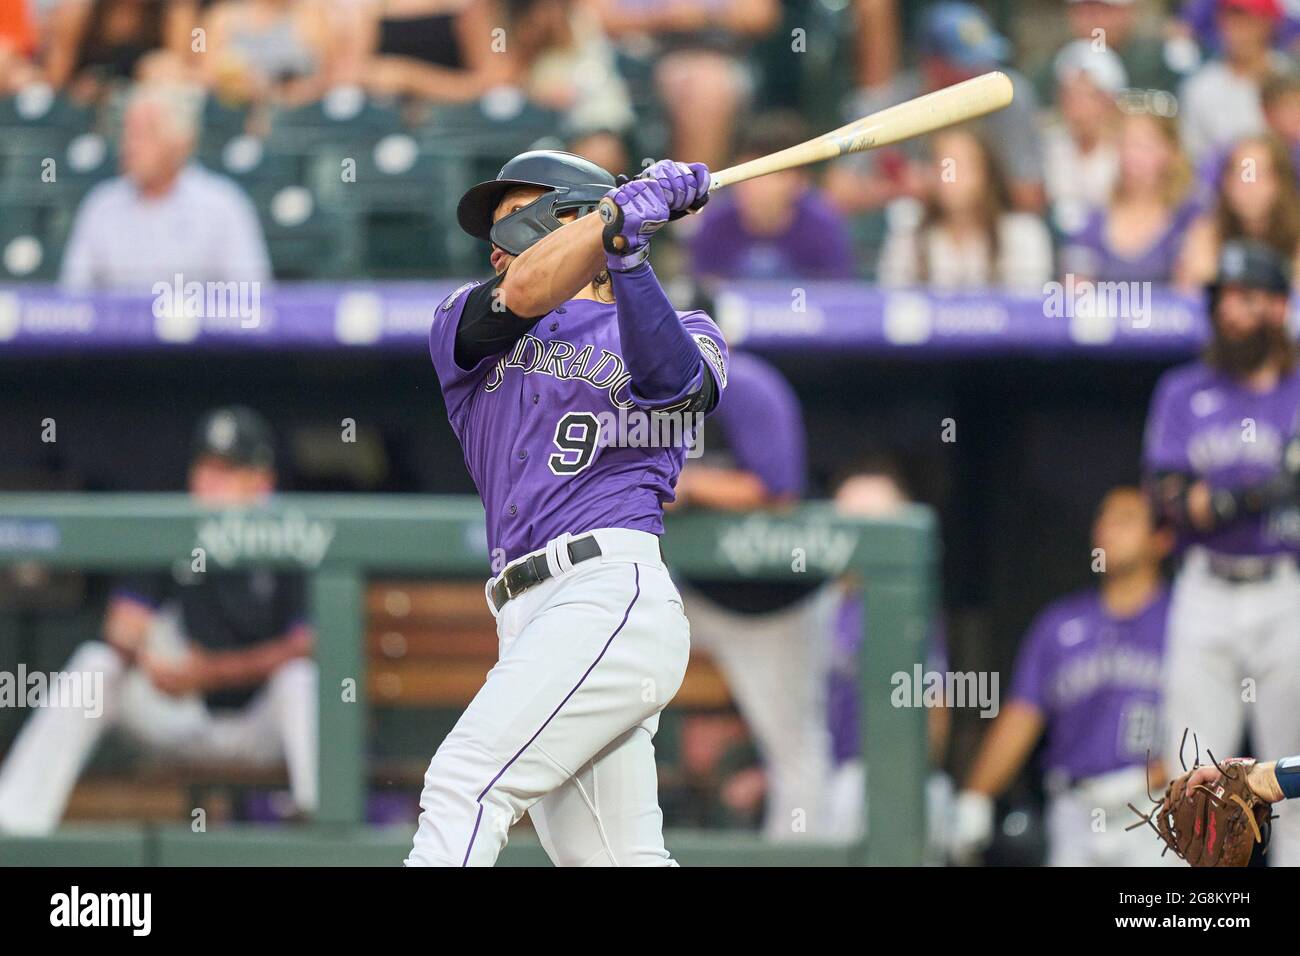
[598,72,1013,249]
[707,71,1015,191]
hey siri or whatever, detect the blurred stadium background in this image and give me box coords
[0,0,1288,865]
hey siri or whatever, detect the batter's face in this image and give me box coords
[189,455,275,506]
[1092,489,1165,574]
[489,185,579,274]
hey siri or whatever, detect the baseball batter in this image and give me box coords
[405,151,726,867]
[1144,239,1300,866]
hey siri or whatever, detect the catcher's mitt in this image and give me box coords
[1127,733,1274,867]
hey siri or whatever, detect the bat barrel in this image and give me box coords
[707,71,1014,192]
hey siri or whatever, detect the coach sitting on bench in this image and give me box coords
[0,406,317,834]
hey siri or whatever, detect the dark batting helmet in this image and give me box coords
[456,150,617,256]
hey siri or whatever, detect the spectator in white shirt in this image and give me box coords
[1044,40,1126,225]
[60,83,271,291]
[1179,0,1286,164]
[878,127,1054,293]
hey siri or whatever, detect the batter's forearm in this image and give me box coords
[498,214,606,318]
[611,262,706,405]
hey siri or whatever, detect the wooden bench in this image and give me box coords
[366,580,732,709]
[62,580,732,824]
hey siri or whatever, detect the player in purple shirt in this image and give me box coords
[405,151,727,867]
[950,487,1174,866]
[1143,238,1300,866]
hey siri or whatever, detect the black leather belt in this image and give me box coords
[1206,552,1286,584]
[491,535,603,611]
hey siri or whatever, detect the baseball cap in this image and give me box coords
[922,3,1011,69]
[192,406,276,469]
[1211,240,1291,295]
[1218,0,1283,20]
[1053,40,1130,95]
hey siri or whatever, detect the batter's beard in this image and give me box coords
[1209,325,1297,378]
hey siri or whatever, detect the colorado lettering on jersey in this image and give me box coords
[1049,644,1163,708]
[483,333,637,409]
[1187,423,1284,472]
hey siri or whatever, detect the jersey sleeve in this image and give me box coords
[1143,371,1191,473]
[1007,609,1055,713]
[679,310,729,410]
[429,280,496,422]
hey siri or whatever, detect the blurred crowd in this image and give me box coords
[6,0,1300,293]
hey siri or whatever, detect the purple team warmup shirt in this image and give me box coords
[1144,361,1300,555]
[430,284,729,564]
[698,351,805,495]
[687,190,857,281]
[1009,587,1170,781]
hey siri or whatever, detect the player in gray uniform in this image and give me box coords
[1144,239,1300,865]
[406,151,726,866]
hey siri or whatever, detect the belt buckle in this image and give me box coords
[501,567,522,602]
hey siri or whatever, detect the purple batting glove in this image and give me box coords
[598,177,670,271]
[644,159,711,213]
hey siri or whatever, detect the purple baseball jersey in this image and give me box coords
[1144,361,1300,555]
[429,286,729,564]
[1009,587,1170,780]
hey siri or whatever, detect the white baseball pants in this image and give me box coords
[678,583,838,841]
[1162,548,1300,866]
[405,529,690,867]
[1045,766,1178,866]
[0,612,318,834]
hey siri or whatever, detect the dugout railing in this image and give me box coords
[0,494,936,866]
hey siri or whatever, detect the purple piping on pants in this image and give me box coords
[461,563,642,866]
